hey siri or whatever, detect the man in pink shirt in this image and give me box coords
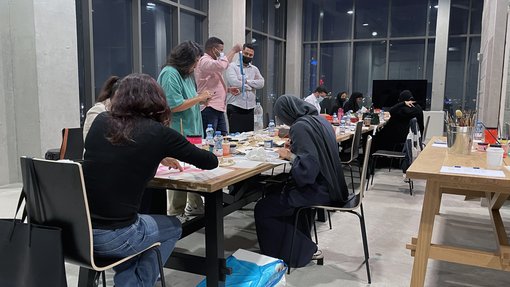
[195,37,242,135]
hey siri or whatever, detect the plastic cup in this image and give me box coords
[363,117,372,127]
[486,147,504,169]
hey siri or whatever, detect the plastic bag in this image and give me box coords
[197,254,287,287]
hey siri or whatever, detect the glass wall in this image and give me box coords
[302,0,482,112]
[246,0,286,123]
[78,0,207,111]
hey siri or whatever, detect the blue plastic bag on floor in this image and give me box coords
[197,250,287,287]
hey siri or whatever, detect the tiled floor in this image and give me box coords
[1,169,509,286]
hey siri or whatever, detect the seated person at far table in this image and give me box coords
[254,95,353,268]
[342,91,364,113]
[371,89,424,153]
[83,73,218,287]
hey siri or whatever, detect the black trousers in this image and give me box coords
[227,104,254,133]
[254,192,316,268]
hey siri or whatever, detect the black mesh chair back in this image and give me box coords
[19,157,166,286]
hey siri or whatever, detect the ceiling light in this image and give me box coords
[347,10,354,15]
[362,23,369,27]
[274,0,280,9]
[434,5,439,8]
[320,11,324,17]
[372,31,378,36]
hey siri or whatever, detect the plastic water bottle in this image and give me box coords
[333,113,338,124]
[205,124,214,144]
[474,121,484,141]
[254,102,264,132]
[339,119,346,134]
[379,109,385,122]
[268,119,275,134]
[213,131,223,157]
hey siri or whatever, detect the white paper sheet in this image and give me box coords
[232,159,262,169]
[432,140,448,148]
[440,166,506,177]
[155,165,234,181]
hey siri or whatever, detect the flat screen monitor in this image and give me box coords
[372,80,427,110]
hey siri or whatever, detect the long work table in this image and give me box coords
[405,137,510,286]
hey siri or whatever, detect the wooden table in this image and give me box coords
[151,161,284,287]
[405,137,510,286]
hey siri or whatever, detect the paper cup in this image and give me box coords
[486,147,504,169]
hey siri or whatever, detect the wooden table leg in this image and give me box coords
[411,180,441,287]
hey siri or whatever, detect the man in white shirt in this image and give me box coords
[304,86,329,113]
[226,43,265,133]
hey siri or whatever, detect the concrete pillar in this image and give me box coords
[208,0,245,50]
[0,0,79,186]
[285,0,303,97]
[431,0,451,111]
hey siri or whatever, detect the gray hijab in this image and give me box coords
[274,95,350,203]
[274,95,318,126]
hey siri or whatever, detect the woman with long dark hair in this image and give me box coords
[157,41,213,220]
[83,73,218,286]
[343,91,364,112]
[254,95,352,268]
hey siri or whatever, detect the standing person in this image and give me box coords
[83,73,218,286]
[225,43,265,133]
[343,91,364,112]
[194,37,243,135]
[304,86,329,113]
[83,75,120,140]
[254,95,352,268]
[157,41,212,220]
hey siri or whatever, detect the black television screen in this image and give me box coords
[372,80,428,110]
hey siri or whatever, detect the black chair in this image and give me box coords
[287,136,373,284]
[20,157,166,287]
[341,121,364,192]
[59,127,84,160]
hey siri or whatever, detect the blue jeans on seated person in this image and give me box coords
[93,214,181,287]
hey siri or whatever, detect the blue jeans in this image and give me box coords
[201,107,227,135]
[93,214,182,287]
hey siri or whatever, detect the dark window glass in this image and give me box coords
[141,1,175,79]
[449,0,470,35]
[92,0,133,97]
[466,37,480,110]
[303,44,318,95]
[321,0,353,40]
[251,33,266,103]
[428,0,438,36]
[390,0,428,37]
[320,43,350,99]
[354,0,388,39]
[353,41,387,100]
[389,40,425,79]
[265,38,283,121]
[180,0,206,12]
[445,37,467,111]
[252,0,266,32]
[180,11,204,43]
[303,1,320,41]
[470,0,483,34]
[267,0,285,38]
[426,39,435,108]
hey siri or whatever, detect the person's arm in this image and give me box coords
[225,44,243,63]
[171,91,211,113]
[287,123,321,187]
[161,125,218,170]
[225,64,243,87]
[246,66,265,90]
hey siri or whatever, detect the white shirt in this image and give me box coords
[304,93,321,113]
[225,62,265,110]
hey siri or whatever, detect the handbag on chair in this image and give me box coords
[0,159,67,287]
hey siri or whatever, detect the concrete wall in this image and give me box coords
[208,0,245,53]
[284,0,303,97]
[0,0,80,186]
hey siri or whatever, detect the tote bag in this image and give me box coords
[0,161,67,287]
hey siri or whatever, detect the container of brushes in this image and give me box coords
[446,126,473,155]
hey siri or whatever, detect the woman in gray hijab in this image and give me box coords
[254,95,351,268]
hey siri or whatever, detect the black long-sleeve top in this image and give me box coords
[83,112,218,229]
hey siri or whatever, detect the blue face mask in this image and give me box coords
[317,96,324,103]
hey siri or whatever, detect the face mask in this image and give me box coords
[242,56,253,64]
[317,96,324,103]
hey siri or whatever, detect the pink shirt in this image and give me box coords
[194,53,230,112]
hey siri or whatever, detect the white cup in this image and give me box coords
[486,147,504,169]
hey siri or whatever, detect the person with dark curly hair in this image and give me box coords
[83,73,217,286]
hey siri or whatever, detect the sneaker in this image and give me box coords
[185,204,204,216]
[312,249,324,260]
[175,213,191,223]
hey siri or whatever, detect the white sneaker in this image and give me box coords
[184,204,204,216]
[175,213,191,223]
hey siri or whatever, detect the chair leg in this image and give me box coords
[370,157,377,186]
[358,204,371,284]
[101,271,106,287]
[409,179,414,196]
[312,210,319,245]
[327,210,332,230]
[154,247,167,287]
[349,165,354,192]
[288,208,304,274]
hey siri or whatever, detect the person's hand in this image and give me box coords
[160,157,183,171]
[405,100,416,107]
[228,87,240,95]
[276,148,292,160]
[232,43,243,53]
[198,91,213,105]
